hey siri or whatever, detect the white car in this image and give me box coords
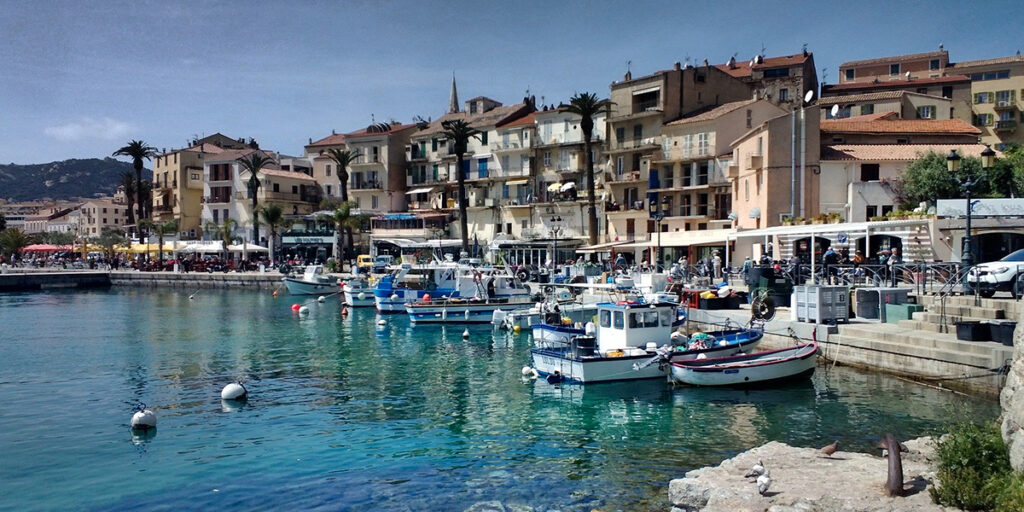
[969,249,1024,298]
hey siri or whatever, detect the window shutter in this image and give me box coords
[974,93,980,104]
[988,92,995,103]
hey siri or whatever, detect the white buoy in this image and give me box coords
[357,292,366,300]
[317,295,326,303]
[130,404,157,430]
[299,305,310,315]
[221,382,247,401]
[531,368,539,378]
[390,293,399,301]
[522,366,533,376]
[377,319,387,327]
[462,329,470,339]
[696,353,708,360]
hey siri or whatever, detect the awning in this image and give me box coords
[547,183,562,192]
[575,240,631,254]
[560,182,576,192]
[632,86,660,96]
[227,243,269,252]
[506,179,529,186]
[406,187,434,195]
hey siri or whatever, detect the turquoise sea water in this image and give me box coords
[0,289,1000,511]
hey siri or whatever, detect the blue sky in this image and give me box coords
[2,0,1021,165]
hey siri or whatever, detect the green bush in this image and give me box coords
[930,421,1020,510]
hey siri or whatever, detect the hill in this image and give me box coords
[0,158,152,202]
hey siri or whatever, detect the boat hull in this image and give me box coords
[668,343,818,387]
[282,277,338,295]
[531,324,586,345]
[530,330,763,384]
[375,288,454,313]
[407,301,534,324]
[342,287,376,307]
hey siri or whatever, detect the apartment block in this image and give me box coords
[342,122,417,213]
[951,54,1024,148]
[715,50,818,110]
[304,132,347,199]
[819,90,953,121]
[81,198,128,236]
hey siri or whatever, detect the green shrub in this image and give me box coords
[930,421,1017,510]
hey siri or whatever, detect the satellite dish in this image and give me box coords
[804,90,815,104]
[905,71,911,79]
[830,104,840,117]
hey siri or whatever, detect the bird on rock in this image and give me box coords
[757,471,772,496]
[821,440,839,458]
[744,460,765,479]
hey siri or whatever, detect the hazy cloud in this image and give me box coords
[44,117,133,142]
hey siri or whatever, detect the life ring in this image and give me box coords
[615,300,638,306]
[516,270,528,281]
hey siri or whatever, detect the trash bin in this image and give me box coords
[855,287,910,322]
[955,321,991,342]
[988,321,1017,346]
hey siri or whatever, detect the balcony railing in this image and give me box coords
[995,99,1017,110]
[491,139,532,151]
[202,196,232,204]
[608,137,660,151]
[996,120,1018,131]
[350,180,382,190]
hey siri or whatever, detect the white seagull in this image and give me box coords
[744,460,765,479]
[757,471,772,496]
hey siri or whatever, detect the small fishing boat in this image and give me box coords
[529,302,686,346]
[374,262,460,313]
[407,296,536,324]
[530,300,760,384]
[666,342,819,387]
[282,265,338,295]
[341,274,375,307]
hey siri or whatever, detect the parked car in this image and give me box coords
[356,254,373,270]
[372,254,394,273]
[969,249,1024,298]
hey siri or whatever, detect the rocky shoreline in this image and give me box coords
[668,437,952,512]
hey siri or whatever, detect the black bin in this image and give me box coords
[956,321,991,342]
[699,297,728,310]
[573,336,596,358]
[988,321,1017,346]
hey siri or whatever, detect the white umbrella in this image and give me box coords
[560,182,576,192]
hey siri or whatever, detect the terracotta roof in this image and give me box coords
[345,122,418,139]
[820,118,981,135]
[822,75,969,93]
[498,112,535,129]
[819,90,951,106]
[203,148,261,162]
[822,143,999,161]
[260,168,316,181]
[950,54,1024,69]
[307,133,346,147]
[413,102,533,137]
[715,53,812,78]
[666,99,759,126]
[833,112,899,122]
[840,50,947,68]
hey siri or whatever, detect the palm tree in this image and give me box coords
[205,219,238,261]
[565,92,614,247]
[93,227,127,259]
[258,203,290,263]
[441,119,481,254]
[138,179,153,221]
[121,171,136,229]
[140,219,178,267]
[112,140,158,227]
[326,148,361,202]
[0,228,30,259]
[237,153,277,245]
[317,202,363,269]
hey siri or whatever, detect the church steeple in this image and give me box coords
[448,73,459,114]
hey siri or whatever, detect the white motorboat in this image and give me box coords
[374,262,460,313]
[405,267,533,324]
[530,300,760,384]
[342,274,375,307]
[282,265,339,295]
[666,342,819,387]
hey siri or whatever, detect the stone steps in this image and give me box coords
[836,324,1010,360]
[828,331,1009,370]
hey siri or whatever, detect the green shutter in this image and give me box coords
[988,92,995,103]
[480,131,488,144]
[974,93,981,104]
[432,138,438,151]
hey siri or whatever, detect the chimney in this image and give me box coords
[703,58,709,68]
[674,61,681,71]
[624,71,632,81]
[308,137,312,144]
[332,129,336,135]
[728,56,737,69]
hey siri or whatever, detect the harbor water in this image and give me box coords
[0,289,1000,511]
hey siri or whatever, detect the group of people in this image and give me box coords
[739,245,904,286]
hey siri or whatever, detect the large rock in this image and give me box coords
[1001,313,1024,472]
[668,439,953,511]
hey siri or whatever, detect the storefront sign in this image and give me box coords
[282,236,333,244]
[937,198,1024,217]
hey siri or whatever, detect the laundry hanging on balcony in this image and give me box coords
[560,182,576,192]
[547,183,562,192]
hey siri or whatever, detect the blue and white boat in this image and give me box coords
[530,301,760,384]
[530,302,686,346]
[406,271,533,324]
[374,263,459,313]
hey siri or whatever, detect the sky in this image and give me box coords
[2,0,1022,165]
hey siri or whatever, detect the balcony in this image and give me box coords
[351,156,383,169]
[154,204,173,213]
[995,99,1017,110]
[996,120,1018,132]
[606,137,660,153]
[263,191,319,203]
[406,146,429,162]
[746,154,763,170]
[350,180,383,190]
[202,196,232,204]
[491,139,532,152]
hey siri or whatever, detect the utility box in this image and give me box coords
[855,287,911,322]
[792,285,850,324]
[884,303,924,323]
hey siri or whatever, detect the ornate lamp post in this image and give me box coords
[649,195,669,270]
[548,215,563,284]
[948,146,996,297]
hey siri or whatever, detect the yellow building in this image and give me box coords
[951,54,1024,149]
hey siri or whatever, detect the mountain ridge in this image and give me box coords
[0,157,153,202]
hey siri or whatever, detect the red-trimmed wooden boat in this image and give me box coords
[666,342,818,387]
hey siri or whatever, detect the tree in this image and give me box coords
[237,153,277,245]
[441,119,481,253]
[258,203,290,262]
[112,140,158,227]
[93,227,127,259]
[0,228,30,259]
[317,202,362,268]
[139,218,178,267]
[0,212,6,232]
[565,92,614,247]
[326,148,361,202]
[900,150,983,207]
[40,231,76,245]
[121,171,137,228]
[205,219,238,261]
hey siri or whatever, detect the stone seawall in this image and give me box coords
[0,271,111,291]
[108,271,283,290]
[1000,310,1024,472]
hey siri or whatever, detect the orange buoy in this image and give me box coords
[423,293,431,302]
[341,307,349,316]
[273,290,278,297]
[291,303,301,311]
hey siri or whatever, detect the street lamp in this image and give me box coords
[648,195,669,270]
[548,215,563,284]
[948,146,996,297]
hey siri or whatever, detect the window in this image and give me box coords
[558,149,569,169]
[543,151,551,166]
[1000,111,1015,121]
[615,127,625,142]
[469,102,477,114]
[975,92,992,104]
[930,59,940,71]
[889,63,900,75]
[326,185,332,195]
[213,209,219,222]
[613,311,624,329]
[970,70,1011,81]
[480,131,488,144]
[501,155,510,171]
[273,183,280,192]
[102,207,107,213]
[326,164,332,177]
[866,205,878,219]
[616,156,624,176]
[845,68,855,81]
[860,163,880,181]
[371,195,378,209]
[974,113,994,126]
[291,185,298,194]
[502,184,510,199]
[916,87,929,94]
[942,86,953,99]
[478,158,488,177]
[431,138,438,151]
[633,124,642,140]
[917,105,935,119]
[861,104,874,115]
[881,205,894,216]
[763,67,789,78]
[996,90,1014,105]
[778,88,789,102]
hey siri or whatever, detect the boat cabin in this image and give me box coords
[377,263,459,292]
[301,265,334,283]
[595,301,676,352]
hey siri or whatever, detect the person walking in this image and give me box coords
[889,247,903,286]
[712,251,722,281]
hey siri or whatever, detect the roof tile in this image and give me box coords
[820,118,981,135]
[822,143,998,161]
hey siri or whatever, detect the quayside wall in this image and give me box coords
[0,270,283,291]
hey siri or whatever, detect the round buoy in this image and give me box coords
[521,366,533,376]
[377,319,387,327]
[272,291,278,297]
[423,293,431,302]
[221,382,247,401]
[357,292,366,300]
[512,325,521,333]
[341,307,349,316]
[462,329,470,339]
[530,368,539,378]
[390,293,399,301]
[291,303,301,311]
[299,306,310,315]
[317,295,326,303]
[130,404,157,430]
